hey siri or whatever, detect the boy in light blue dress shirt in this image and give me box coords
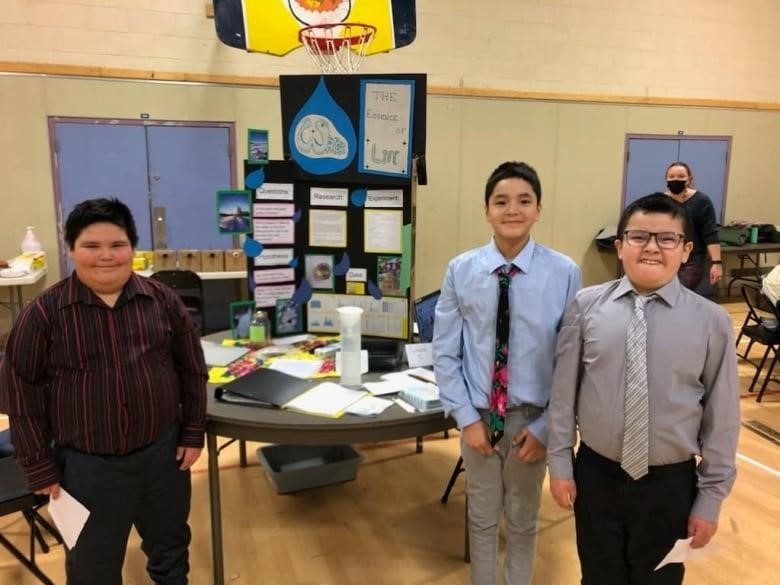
[434,161,581,585]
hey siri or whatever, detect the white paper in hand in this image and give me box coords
[47,488,90,549]
[654,537,718,570]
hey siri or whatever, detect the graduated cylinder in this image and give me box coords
[337,306,363,387]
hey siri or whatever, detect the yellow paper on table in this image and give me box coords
[208,367,235,384]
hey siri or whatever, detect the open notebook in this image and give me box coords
[284,383,367,418]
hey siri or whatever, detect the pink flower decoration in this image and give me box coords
[495,391,508,416]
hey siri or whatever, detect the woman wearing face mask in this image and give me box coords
[664,161,723,293]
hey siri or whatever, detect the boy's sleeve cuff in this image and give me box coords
[547,452,574,479]
[178,426,206,449]
[452,404,482,430]
[691,493,723,523]
[24,460,61,492]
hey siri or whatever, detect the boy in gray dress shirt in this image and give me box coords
[547,193,739,585]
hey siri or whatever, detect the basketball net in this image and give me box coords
[299,23,376,74]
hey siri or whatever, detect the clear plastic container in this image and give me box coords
[249,310,271,345]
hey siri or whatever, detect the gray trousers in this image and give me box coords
[460,408,546,585]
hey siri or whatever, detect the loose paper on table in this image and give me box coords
[283,382,367,418]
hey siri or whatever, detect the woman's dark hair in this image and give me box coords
[618,193,693,241]
[484,161,542,205]
[64,198,139,249]
[665,161,695,186]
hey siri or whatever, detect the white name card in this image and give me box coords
[404,343,433,368]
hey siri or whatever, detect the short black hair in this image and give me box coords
[618,193,692,241]
[484,161,542,205]
[64,198,139,250]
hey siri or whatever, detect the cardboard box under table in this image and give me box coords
[256,444,361,494]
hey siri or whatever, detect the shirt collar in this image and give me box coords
[59,271,153,308]
[611,275,681,307]
[485,237,537,274]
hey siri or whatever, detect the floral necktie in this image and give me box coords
[489,264,520,444]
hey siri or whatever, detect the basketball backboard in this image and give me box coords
[213,0,417,56]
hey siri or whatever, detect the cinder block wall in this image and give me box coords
[1,1,778,101]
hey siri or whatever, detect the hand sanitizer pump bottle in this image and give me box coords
[337,306,363,387]
[21,226,43,253]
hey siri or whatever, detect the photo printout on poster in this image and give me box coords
[253,219,295,244]
[305,254,335,290]
[309,209,347,247]
[364,210,402,253]
[360,80,414,178]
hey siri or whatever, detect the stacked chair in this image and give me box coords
[0,429,62,585]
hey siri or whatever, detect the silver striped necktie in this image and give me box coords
[621,293,651,480]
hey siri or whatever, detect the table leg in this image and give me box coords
[11,285,22,322]
[207,432,224,585]
[416,436,422,454]
[727,251,771,297]
[239,439,247,468]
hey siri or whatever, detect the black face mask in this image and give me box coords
[667,180,687,195]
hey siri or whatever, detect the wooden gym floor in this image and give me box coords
[1,301,778,585]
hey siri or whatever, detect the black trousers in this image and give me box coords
[574,443,696,585]
[58,424,192,585]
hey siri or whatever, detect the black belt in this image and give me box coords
[578,442,695,479]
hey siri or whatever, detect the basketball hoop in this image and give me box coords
[299,22,376,74]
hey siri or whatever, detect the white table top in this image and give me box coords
[0,267,47,287]
[135,270,246,281]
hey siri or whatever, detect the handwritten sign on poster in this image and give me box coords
[359,80,414,178]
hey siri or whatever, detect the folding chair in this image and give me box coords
[738,285,780,394]
[0,457,62,585]
[150,269,205,330]
[756,298,780,403]
[0,429,13,458]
